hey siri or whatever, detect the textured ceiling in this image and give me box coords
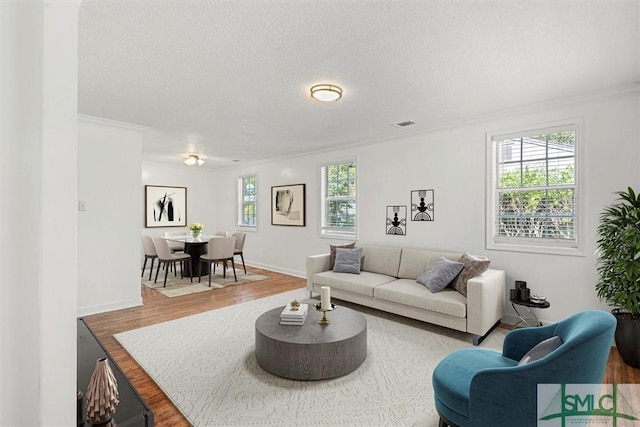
[78,1,639,168]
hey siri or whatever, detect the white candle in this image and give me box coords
[321,286,331,310]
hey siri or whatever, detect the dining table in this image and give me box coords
[163,235,220,277]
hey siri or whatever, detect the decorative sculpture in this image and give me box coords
[86,357,119,426]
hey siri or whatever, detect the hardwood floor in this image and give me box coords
[82,265,639,426]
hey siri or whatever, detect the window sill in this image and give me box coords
[320,232,357,241]
[486,241,584,257]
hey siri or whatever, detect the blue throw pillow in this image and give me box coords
[333,248,363,274]
[417,257,464,293]
[517,336,563,366]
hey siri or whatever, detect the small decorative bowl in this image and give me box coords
[314,303,336,311]
[530,295,546,303]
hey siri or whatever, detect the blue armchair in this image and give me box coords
[432,310,616,427]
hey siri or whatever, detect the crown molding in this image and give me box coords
[78,114,150,132]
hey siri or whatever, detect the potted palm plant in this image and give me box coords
[595,187,640,368]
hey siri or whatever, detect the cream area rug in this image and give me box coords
[115,289,507,426]
[142,268,270,298]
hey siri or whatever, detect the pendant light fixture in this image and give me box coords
[184,154,204,166]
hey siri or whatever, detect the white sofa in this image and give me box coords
[306,245,506,345]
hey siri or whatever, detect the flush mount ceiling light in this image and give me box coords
[184,154,205,166]
[310,84,342,102]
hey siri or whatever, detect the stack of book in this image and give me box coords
[280,303,308,325]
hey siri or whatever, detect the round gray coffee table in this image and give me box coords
[255,305,367,380]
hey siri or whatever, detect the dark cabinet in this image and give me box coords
[77,318,154,427]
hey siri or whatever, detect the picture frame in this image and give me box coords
[386,205,407,235]
[271,184,306,226]
[411,189,434,221]
[145,185,187,228]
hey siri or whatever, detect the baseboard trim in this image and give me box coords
[245,261,305,279]
[77,297,143,317]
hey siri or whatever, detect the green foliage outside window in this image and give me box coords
[325,162,356,231]
[240,175,256,226]
[497,131,575,240]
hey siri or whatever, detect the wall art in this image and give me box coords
[271,184,306,226]
[411,189,434,221]
[386,205,407,235]
[145,185,187,228]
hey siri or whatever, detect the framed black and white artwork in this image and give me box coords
[411,189,434,221]
[386,205,407,235]
[145,185,187,228]
[271,184,306,226]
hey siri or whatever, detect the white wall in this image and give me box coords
[77,118,144,316]
[141,162,219,239]
[216,89,640,324]
[1,1,78,425]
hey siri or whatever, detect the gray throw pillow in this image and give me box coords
[329,242,356,270]
[450,252,490,296]
[333,248,363,274]
[417,257,464,293]
[517,336,564,366]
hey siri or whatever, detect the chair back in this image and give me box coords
[232,232,246,252]
[152,237,173,260]
[141,235,157,256]
[215,231,229,237]
[207,237,236,259]
[545,310,616,377]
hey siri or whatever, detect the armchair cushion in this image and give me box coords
[517,335,563,366]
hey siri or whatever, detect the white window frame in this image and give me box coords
[486,119,584,256]
[237,174,257,230]
[320,158,358,239]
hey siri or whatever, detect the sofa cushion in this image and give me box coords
[398,248,461,280]
[313,271,397,297]
[417,257,465,292]
[329,242,356,270]
[451,253,490,296]
[333,247,363,274]
[374,279,467,318]
[359,246,402,277]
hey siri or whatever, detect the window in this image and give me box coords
[320,160,357,237]
[238,175,257,229]
[486,123,582,255]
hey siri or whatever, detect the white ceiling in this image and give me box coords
[78,1,639,169]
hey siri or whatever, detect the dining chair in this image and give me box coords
[163,230,187,253]
[140,235,157,280]
[232,232,247,274]
[152,237,193,287]
[215,231,229,237]
[199,237,237,287]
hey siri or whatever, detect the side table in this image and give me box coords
[510,298,550,328]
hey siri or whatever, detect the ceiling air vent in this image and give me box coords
[393,120,416,128]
